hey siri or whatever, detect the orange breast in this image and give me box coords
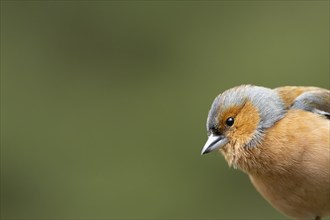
[249,110,330,219]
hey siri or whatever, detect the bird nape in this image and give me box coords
[201,85,330,220]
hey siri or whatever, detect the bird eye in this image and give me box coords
[225,117,234,126]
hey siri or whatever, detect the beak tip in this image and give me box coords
[201,134,228,156]
[201,148,210,155]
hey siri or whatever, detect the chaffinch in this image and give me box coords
[201,85,330,220]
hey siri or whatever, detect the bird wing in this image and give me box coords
[275,86,330,119]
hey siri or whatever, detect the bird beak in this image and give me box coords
[201,134,228,155]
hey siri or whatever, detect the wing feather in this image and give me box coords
[275,86,330,119]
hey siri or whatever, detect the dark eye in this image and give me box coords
[225,117,234,126]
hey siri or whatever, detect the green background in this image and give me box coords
[1,1,329,219]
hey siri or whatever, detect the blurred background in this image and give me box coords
[1,1,329,219]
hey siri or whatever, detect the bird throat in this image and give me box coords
[220,140,262,172]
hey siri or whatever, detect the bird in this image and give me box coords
[201,85,330,220]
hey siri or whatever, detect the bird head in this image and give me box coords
[201,85,286,157]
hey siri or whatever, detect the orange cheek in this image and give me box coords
[219,106,242,128]
[227,102,260,142]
